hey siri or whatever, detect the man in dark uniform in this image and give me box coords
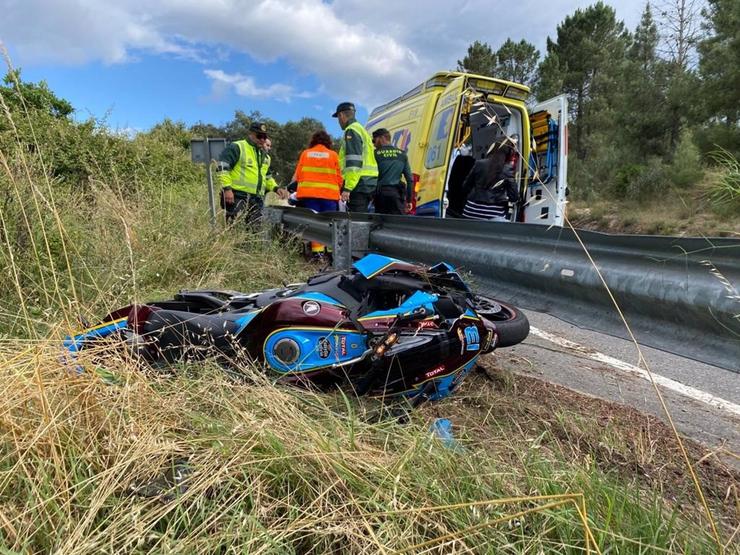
[372,128,414,215]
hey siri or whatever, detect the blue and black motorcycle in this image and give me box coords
[64,254,529,404]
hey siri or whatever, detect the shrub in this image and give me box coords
[670,128,704,188]
[611,158,668,200]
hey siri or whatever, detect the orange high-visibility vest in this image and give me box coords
[295,145,343,201]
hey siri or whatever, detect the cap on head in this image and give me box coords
[332,102,355,118]
[248,122,269,136]
[372,128,391,140]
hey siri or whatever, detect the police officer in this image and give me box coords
[217,122,288,226]
[372,128,414,215]
[332,102,378,212]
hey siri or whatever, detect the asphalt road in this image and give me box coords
[495,309,740,461]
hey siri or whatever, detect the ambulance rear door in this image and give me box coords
[523,94,568,226]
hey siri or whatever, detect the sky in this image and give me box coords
[0,0,649,133]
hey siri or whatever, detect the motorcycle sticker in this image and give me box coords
[424,364,446,379]
[464,326,480,351]
[302,301,321,316]
[333,334,348,357]
[483,329,496,351]
[317,337,332,358]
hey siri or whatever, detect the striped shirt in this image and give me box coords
[463,200,508,221]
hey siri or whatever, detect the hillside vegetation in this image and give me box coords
[0,68,737,553]
[460,0,740,235]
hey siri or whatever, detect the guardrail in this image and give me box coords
[264,207,740,372]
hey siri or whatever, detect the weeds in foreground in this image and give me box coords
[708,147,740,217]
[0,345,728,553]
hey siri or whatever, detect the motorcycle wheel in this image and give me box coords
[472,296,530,348]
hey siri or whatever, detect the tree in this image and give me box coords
[145,118,192,149]
[535,2,628,159]
[697,0,740,153]
[618,2,673,158]
[456,41,496,76]
[653,0,704,149]
[657,0,702,70]
[631,2,660,70]
[0,69,73,119]
[494,39,540,87]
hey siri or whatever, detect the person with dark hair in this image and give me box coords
[293,129,343,260]
[372,128,414,215]
[332,102,378,212]
[461,141,519,221]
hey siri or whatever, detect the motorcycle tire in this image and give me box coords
[472,296,530,348]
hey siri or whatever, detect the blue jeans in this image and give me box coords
[297,198,339,212]
[297,198,338,253]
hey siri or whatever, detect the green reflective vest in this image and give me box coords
[339,121,378,192]
[219,140,277,196]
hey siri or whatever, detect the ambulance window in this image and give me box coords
[425,106,454,168]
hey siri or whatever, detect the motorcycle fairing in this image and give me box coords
[234,310,261,334]
[352,253,419,279]
[289,292,346,307]
[358,291,438,322]
[63,317,128,354]
[263,328,367,374]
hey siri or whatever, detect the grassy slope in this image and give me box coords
[568,172,740,237]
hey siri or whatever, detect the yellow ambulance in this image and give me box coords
[366,71,568,226]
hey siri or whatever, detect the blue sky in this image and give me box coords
[0,0,649,133]
[15,49,346,133]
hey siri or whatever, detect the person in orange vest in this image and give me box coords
[293,129,343,261]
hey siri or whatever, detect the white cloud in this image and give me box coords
[0,0,651,109]
[204,69,310,102]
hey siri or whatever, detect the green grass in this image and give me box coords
[707,148,740,218]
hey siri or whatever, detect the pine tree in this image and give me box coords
[456,41,496,76]
[494,39,540,87]
[631,2,660,70]
[698,0,740,152]
[534,1,628,159]
[619,2,672,158]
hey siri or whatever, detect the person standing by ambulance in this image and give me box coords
[293,130,343,260]
[332,102,378,212]
[217,122,288,226]
[372,128,414,214]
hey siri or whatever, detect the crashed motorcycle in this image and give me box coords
[64,254,529,404]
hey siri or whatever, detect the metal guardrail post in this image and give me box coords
[332,219,352,270]
[263,206,284,241]
[330,219,372,270]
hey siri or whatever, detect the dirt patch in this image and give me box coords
[421,360,739,529]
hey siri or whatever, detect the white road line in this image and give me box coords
[529,326,740,418]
